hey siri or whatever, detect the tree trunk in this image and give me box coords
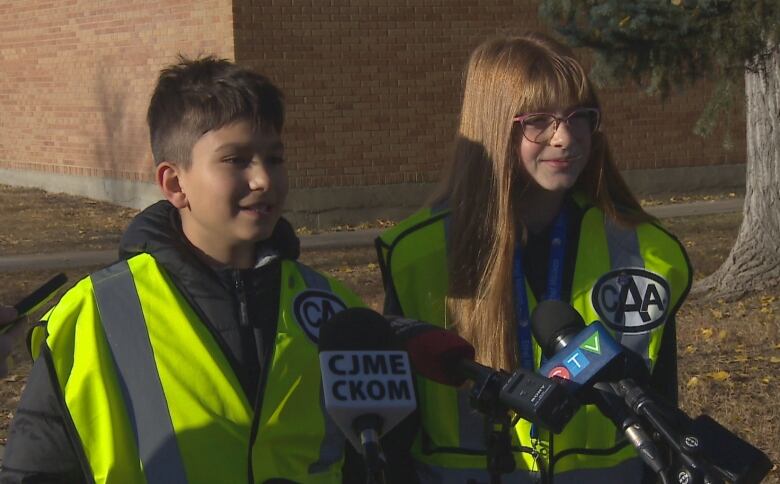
[693,47,780,300]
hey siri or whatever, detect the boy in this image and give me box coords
[0,57,365,483]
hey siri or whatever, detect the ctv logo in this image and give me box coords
[592,268,671,333]
[546,331,603,381]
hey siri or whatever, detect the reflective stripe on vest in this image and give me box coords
[604,218,652,369]
[296,264,347,475]
[92,261,188,484]
[378,203,690,483]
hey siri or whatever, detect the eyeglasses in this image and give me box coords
[512,108,600,144]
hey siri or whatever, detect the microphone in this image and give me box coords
[531,300,664,473]
[530,301,773,483]
[388,316,578,433]
[318,308,416,482]
[532,300,650,391]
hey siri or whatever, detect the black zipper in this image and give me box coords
[233,269,257,483]
[234,270,250,328]
[239,268,281,483]
[160,263,274,481]
[246,339,276,483]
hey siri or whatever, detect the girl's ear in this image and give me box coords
[156,161,188,209]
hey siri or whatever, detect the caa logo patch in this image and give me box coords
[293,290,347,343]
[591,268,670,333]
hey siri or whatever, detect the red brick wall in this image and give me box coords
[0,0,745,192]
[233,0,745,189]
[0,0,234,182]
[599,80,746,171]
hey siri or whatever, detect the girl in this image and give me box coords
[376,33,691,483]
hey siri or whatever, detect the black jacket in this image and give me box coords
[0,201,374,483]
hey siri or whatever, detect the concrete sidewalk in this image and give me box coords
[0,198,743,273]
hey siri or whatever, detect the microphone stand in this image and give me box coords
[483,414,516,484]
[611,379,772,484]
[353,414,387,484]
[463,361,516,484]
[586,385,667,478]
[614,379,717,483]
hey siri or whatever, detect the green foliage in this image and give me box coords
[693,78,734,140]
[539,0,780,138]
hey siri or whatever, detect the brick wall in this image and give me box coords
[599,80,746,171]
[0,0,234,183]
[0,0,745,196]
[233,0,745,190]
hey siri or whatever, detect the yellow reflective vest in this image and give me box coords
[376,201,691,483]
[33,253,364,484]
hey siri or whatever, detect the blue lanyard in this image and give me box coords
[513,209,568,371]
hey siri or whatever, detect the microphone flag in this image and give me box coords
[538,321,624,391]
[319,350,416,453]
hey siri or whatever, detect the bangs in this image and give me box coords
[519,52,594,112]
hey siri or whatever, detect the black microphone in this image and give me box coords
[388,316,578,433]
[531,300,773,483]
[318,308,416,483]
[530,300,665,473]
[532,300,650,388]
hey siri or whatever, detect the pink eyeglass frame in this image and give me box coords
[512,108,601,143]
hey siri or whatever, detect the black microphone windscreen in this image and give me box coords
[530,300,586,357]
[317,307,395,352]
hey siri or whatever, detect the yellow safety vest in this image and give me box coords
[376,201,691,483]
[34,253,364,484]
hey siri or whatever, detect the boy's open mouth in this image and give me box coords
[240,203,274,215]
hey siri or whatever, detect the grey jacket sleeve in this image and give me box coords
[0,348,89,484]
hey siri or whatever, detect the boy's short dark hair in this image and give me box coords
[147,55,284,167]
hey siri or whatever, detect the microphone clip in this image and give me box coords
[467,366,509,418]
[466,370,518,480]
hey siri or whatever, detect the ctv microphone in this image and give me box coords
[388,316,578,433]
[533,300,651,391]
[530,301,773,483]
[318,308,416,483]
[531,300,664,473]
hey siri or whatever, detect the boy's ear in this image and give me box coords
[156,161,188,209]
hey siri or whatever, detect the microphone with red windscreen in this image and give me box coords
[387,316,578,433]
[388,317,475,386]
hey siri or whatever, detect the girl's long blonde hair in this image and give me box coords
[437,33,651,371]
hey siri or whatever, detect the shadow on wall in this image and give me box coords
[81,66,159,208]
